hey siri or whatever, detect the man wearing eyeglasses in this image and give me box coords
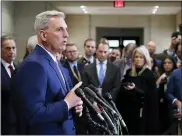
[63,43,84,86]
[62,43,85,134]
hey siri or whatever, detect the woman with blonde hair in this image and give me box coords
[116,45,159,135]
[130,45,151,76]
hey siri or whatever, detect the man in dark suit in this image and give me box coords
[1,35,17,134]
[11,10,83,135]
[62,43,86,134]
[82,42,121,102]
[78,38,96,66]
[166,68,182,133]
[62,43,84,86]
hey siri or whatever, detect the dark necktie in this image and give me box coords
[83,58,90,65]
[8,64,14,76]
[87,60,91,64]
[73,65,79,78]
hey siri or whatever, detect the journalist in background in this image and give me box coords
[166,68,182,133]
[11,10,83,135]
[82,42,121,102]
[116,46,159,135]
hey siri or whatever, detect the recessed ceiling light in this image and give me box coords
[82,8,86,11]
[153,8,158,12]
[154,5,159,9]
[152,11,156,14]
[80,5,86,9]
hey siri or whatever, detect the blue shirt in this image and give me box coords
[68,61,78,70]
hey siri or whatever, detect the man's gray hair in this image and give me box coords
[34,10,65,34]
[27,35,38,49]
[1,35,15,48]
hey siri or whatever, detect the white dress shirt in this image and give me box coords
[1,59,15,78]
[84,55,94,64]
[96,59,107,78]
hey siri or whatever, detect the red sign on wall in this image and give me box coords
[114,0,125,8]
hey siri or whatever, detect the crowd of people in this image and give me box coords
[1,10,182,135]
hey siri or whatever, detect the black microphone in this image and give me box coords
[88,84,102,95]
[92,101,117,134]
[88,84,112,107]
[104,92,127,128]
[99,106,118,135]
[84,106,112,135]
[84,87,116,115]
[75,88,105,121]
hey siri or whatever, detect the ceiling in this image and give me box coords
[50,1,181,15]
[56,6,181,15]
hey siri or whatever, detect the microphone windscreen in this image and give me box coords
[104,92,112,100]
[88,84,97,92]
[75,88,84,97]
[84,87,97,97]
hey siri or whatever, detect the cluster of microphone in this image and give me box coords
[75,84,128,135]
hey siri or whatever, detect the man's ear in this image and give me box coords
[39,30,47,42]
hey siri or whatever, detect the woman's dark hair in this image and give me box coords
[150,57,160,80]
[160,55,177,74]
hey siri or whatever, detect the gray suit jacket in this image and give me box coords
[113,58,127,80]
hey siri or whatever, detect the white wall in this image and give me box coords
[14,1,48,63]
[2,1,15,36]
[66,14,176,54]
[66,15,90,54]
[150,15,176,52]
[176,10,181,31]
